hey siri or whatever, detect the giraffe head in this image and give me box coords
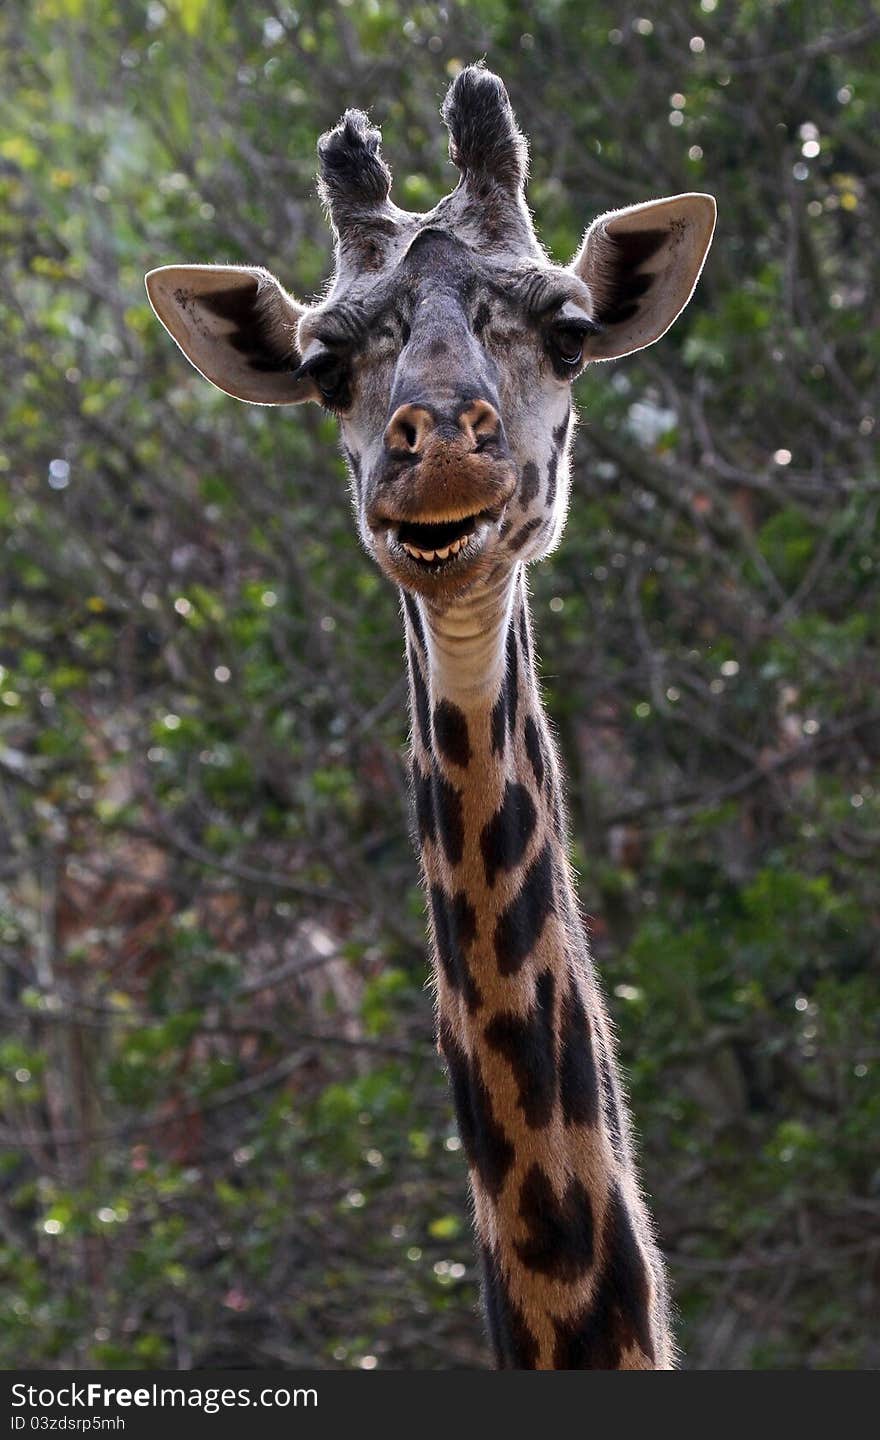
[147,65,715,606]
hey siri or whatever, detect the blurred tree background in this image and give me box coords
[1,0,879,1371]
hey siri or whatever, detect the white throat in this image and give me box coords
[419,567,521,705]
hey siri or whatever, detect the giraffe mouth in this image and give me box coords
[390,512,486,567]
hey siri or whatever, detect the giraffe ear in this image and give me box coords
[145,264,316,405]
[570,194,716,362]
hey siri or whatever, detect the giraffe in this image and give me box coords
[146,64,715,1370]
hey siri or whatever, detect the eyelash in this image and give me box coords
[293,351,350,408]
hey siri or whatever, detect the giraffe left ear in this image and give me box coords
[145,264,315,404]
[570,193,716,361]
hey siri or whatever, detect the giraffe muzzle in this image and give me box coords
[367,394,517,594]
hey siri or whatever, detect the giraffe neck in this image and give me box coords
[403,569,673,1370]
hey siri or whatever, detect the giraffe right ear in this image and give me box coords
[570,194,716,361]
[145,264,317,405]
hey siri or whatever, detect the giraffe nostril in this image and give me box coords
[459,399,503,451]
[385,404,434,455]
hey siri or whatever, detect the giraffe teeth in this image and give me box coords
[400,536,468,563]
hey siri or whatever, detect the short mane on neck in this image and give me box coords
[403,567,673,1370]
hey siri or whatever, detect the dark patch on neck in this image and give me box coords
[484,969,556,1128]
[432,771,464,866]
[520,461,540,507]
[518,603,531,665]
[430,886,482,1012]
[552,1180,656,1368]
[494,839,554,974]
[523,715,545,790]
[408,645,432,753]
[480,781,537,888]
[402,590,427,653]
[515,1164,595,1281]
[480,1243,540,1369]
[489,597,525,755]
[411,760,435,846]
[439,1018,515,1199]
[433,699,471,768]
[490,689,507,755]
[505,621,519,736]
[559,980,599,1128]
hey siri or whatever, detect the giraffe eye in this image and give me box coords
[552,326,586,367]
[314,358,345,402]
[292,346,351,409]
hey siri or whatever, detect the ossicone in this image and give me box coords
[441,63,528,194]
[317,108,393,229]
